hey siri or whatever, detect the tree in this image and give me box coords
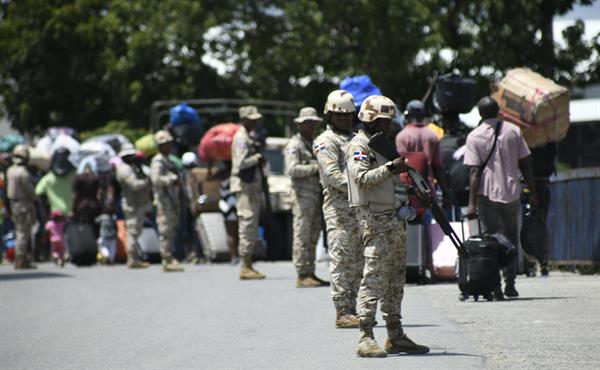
[1,0,598,134]
[0,0,234,132]
[208,0,600,106]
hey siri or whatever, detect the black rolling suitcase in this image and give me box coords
[458,234,502,302]
[65,222,98,266]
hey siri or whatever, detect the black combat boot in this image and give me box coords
[384,318,429,355]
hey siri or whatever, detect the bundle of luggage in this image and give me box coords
[198,123,240,162]
[433,73,478,114]
[492,68,570,148]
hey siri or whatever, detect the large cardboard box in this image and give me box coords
[492,68,570,148]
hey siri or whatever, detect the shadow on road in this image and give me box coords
[0,272,72,281]
[375,324,440,328]
[392,352,481,358]
[503,296,574,301]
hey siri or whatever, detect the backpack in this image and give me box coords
[448,159,470,207]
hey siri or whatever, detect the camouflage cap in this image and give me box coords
[294,107,323,124]
[154,130,174,145]
[323,90,356,114]
[239,105,263,120]
[358,95,397,123]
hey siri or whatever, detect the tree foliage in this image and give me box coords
[0,0,598,134]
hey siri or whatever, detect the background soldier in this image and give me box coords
[151,130,184,272]
[230,106,266,280]
[284,107,329,288]
[116,143,151,269]
[7,144,37,269]
[314,90,363,328]
[347,95,429,357]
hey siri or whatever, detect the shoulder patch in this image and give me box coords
[313,142,326,153]
[353,151,369,161]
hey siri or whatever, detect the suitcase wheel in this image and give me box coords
[473,295,479,302]
[485,293,493,302]
[459,293,468,302]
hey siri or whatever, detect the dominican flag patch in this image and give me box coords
[353,151,368,161]
[314,142,326,153]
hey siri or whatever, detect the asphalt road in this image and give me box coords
[1,261,598,370]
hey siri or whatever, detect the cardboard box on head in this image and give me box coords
[492,68,570,148]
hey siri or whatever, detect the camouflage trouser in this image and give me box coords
[123,205,146,262]
[325,203,363,313]
[292,194,322,276]
[357,206,407,326]
[11,201,35,259]
[236,190,262,259]
[156,204,179,262]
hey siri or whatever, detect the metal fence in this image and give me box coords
[548,167,600,264]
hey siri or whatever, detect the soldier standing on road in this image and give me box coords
[314,90,363,328]
[151,130,185,272]
[116,143,151,269]
[347,95,430,357]
[284,107,329,288]
[231,106,267,280]
[7,145,37,270]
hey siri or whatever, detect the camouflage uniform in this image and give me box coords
[346,130,407,326]
[230,125,263,262]
[151,153,183,262]
[116,161,151,263]
[314,128,363,313]
[284,133,322,276]
[7,162,36,262]
[350,95,429,357]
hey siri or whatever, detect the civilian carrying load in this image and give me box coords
[492,68,570,148]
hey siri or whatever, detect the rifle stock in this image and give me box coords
[368,132,466,256]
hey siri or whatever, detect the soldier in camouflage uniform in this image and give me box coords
[151,130,184,272]
[116,143,151,269]
[347,95,429,357]
[231,106,266,280]
[285,107,329,288]
[7,145,37,269]
[314,90,363,328]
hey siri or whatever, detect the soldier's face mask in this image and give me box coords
[330,112,353,133]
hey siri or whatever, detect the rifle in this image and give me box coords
[301,137,328,251]
[368,132,466,256]
[249,141,272,217]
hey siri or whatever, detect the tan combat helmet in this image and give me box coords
[358,95,396,123]
[239,105,263,121]
[294,107,323,124]
[154,130,174,145]
[323,90,356,114]
[12,144,30,164]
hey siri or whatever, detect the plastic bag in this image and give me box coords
[340,75,382,107]
[169,103,201,127]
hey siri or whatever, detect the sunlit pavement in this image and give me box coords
[1,261,598,369]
